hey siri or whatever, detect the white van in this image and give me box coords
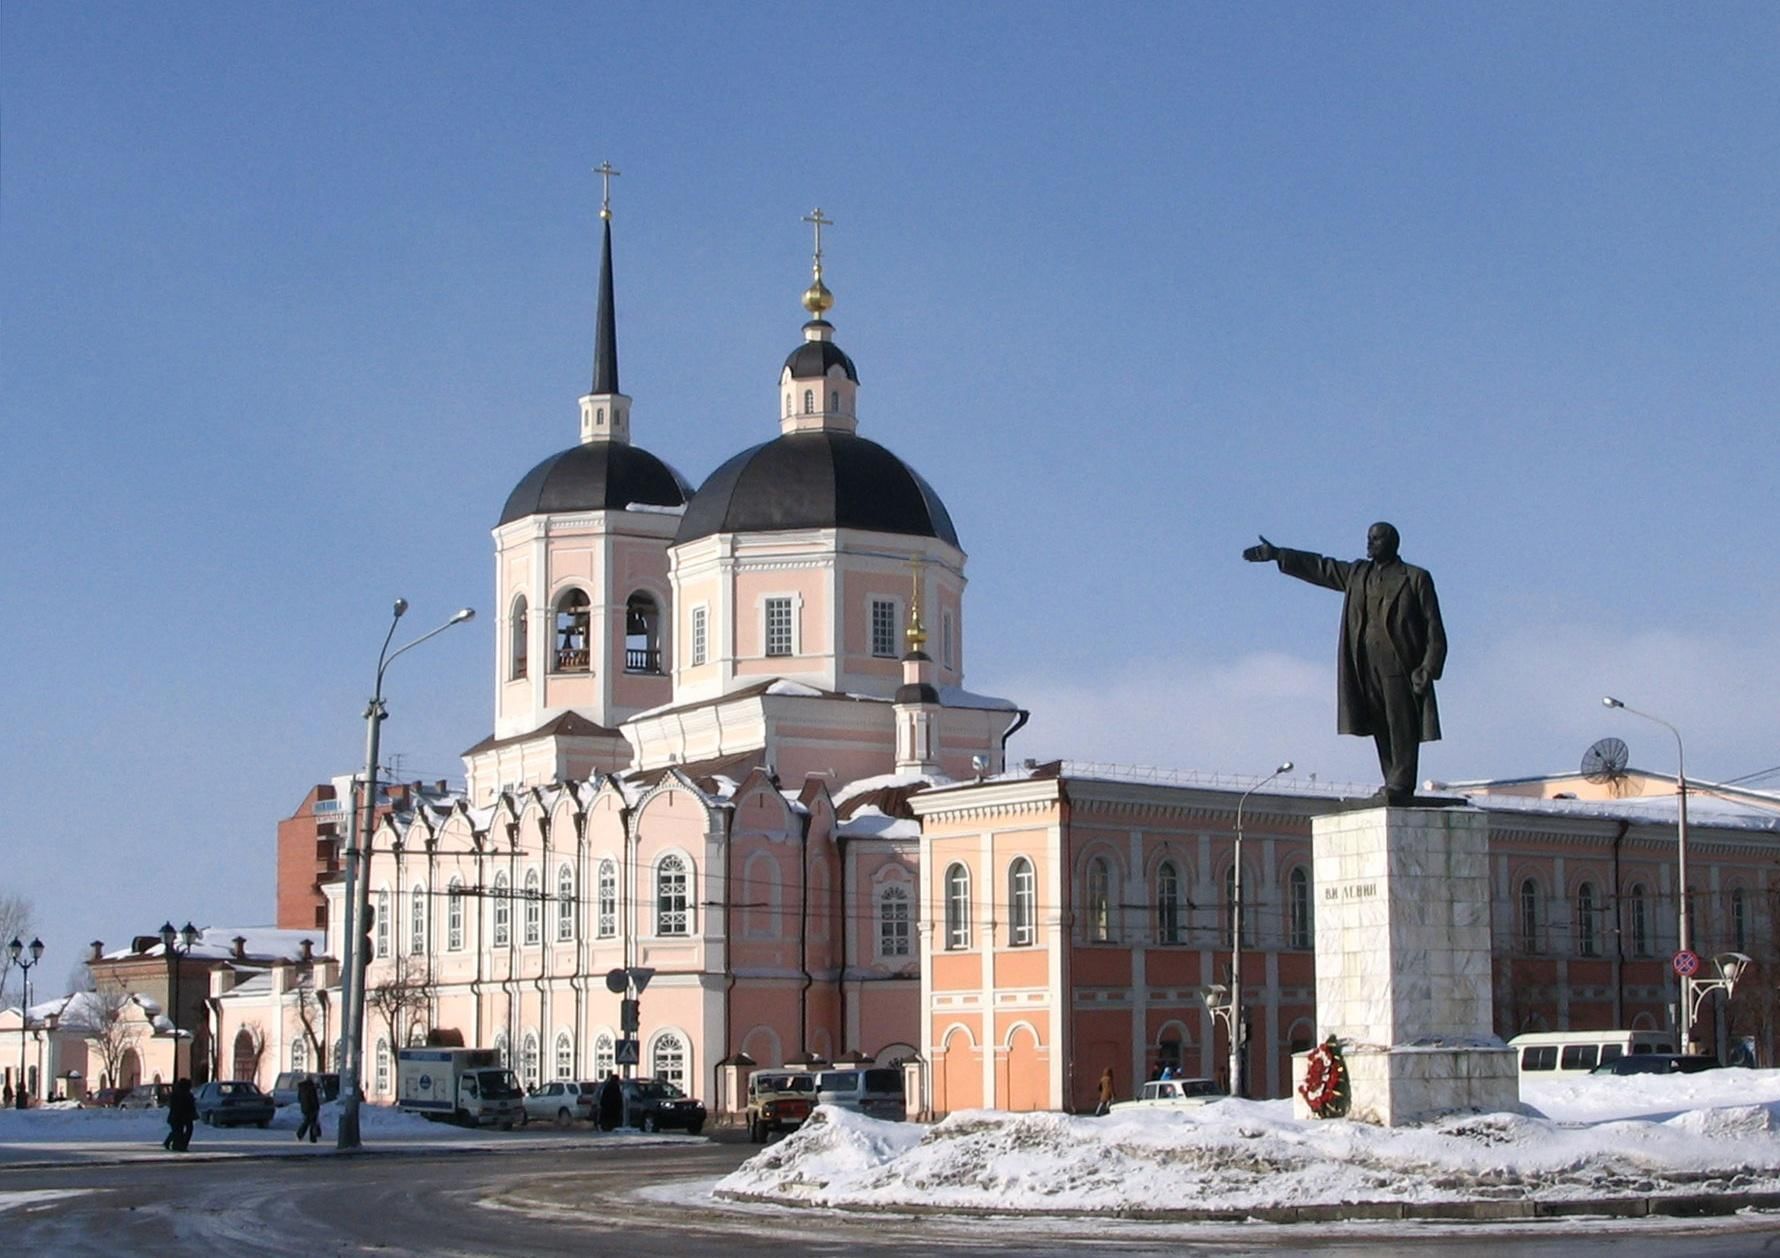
[813,1067,905,1121]
[1508,1030,1677,1077]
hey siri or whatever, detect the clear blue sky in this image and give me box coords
[3,4,1776,991]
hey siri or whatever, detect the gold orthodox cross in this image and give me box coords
[595,161,621,220]
[803,207,833,274]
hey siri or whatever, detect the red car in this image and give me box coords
[80,1086,132,1109]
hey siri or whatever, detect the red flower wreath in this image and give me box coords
[1298,1036,1351,1118]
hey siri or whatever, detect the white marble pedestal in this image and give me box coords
[1290,806,1518,1125]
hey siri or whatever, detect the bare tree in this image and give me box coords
[293,970,330,1066]
[366,958,434,1053]
[0,894,32,1002]
[68,983,140,1091]
[236,1022,269,1082]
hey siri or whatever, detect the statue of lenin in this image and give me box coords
[1243,522,1446,805]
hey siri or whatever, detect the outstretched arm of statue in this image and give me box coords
[1241,535,1278,563]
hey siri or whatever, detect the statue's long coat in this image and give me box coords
[1274,548,1446,743]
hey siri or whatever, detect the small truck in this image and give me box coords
[396,1047,524,1128]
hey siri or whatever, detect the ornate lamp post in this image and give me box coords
[337,600,474,1150]
[1602,696,1692,1043]
[7,937,44,1107]
[159,921,200,1079]
[1220,761,1292,1098]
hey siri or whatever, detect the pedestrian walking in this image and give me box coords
[1094,1067,1115,1117]
[166,1078,197,1152]
[295,1075,322,1143]
[596,1072,622,1132]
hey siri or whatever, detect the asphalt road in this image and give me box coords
[4,1140,1780,1256]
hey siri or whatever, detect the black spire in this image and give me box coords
[591,217,619,395]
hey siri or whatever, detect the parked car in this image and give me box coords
[80,1086,132,1109]
[746,1070,816,1141]
[813,1067,906,1121]
[1590,1054,1721,1077]
[1110,1078,1226,1112]
[271,1071,341,1108]
[119,1082,173,1109]
[523,1080,599,1127]
[620,1078,706,1134]
[194,1080,276,1128]
[1509,1030,1676,1077]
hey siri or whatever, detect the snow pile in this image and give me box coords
[718,1075,1780,1214]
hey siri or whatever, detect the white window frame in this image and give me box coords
[1008,857,1036,947]
[944,863,971,950]
[650,1030,688,1090]
[877,883,912,959]
[870,597,899,658]
[524,868,542,947]
[521,1032,540,1089]
[593,1033,615,1080]
[1087,859,1112,944]
[555,1032,573,1080]
[376,887,391,958]
[409,884,427,956]
[374,1039,391,1096]
[1156,860,1182,945]
[690,605,708,667]
[492,872,511,947]
[764,596,796,658]
[447,878,464,951]
[556,864,574,942]
[656,853,694,936]
[597,860,617,938]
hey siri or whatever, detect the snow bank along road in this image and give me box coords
[3,1143,1779,1256]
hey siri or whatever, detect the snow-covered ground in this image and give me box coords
[716,1071,1780,1215]
[0,1098,694,1164]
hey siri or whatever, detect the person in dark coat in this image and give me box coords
[595,1072,622,1132]
[1244,522,1446,804]
[166,1078,197,1152]
[295,1075,322,1143]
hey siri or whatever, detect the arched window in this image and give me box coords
[1155,860,1182,945]
[291,1038,307,1073]
[493,1031,510,1069]
[376,887,391,958]
[553,589,591,673]
[374,1039,391,1096]
[510,595,528,681]
[945,863,971,950]
[492,872,511,947]
[1577,882,1599,957]
[652,1031,687,1090]
[409,884,427,955]
[1732,888,1748,952]
[597,860,617,937]
[1519,878,1540,953]
[556,865,574,942]
[447,878,464,950]
[656,854,692,936]
[784,393,791,418]
[521,1033,540,1088]
[803,388,814,414]
[593,1034,615,1079]
[625,591,663,674]
[232,1028,258,1081]
[829,389,839,412]
[524,868,542,945]
[878,883,912,958]
[1629,883,1650,956]
[1087,858,1112,943]
[1009,858,1036,946]
[555,1032,573,1080]
[1289,867,1313,950]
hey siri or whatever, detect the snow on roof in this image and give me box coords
[765,679,824,698]
[836,807,921,840]
[832,771,950,810]
[104,926,323,964]
[624,501,686,516]
[935,683,1019,712]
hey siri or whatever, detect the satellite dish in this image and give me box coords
[1581,737,1630,787]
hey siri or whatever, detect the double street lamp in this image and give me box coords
[1601,696,1695,1044]
[337,599,474,1150]
[7,937,45,1108]
[159,921,200,1079]
[1215,760,1293,1099]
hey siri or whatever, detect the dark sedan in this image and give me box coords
[194,1080,276,1128]
[620,1078,706,1134]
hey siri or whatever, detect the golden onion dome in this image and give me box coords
[802,276,834,317]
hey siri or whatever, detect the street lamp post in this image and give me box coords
[1226,761,1293,1099]
[159,922,200,1080]
[1601,696,1692,1044]
[337,600,474,1150]
[7,937,44,1108]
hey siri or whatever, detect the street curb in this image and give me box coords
[710,1187,1780,1225]
[0,1134,701,1174]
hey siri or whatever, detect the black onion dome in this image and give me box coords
[782,327,859,383]
[499,443,693,526]
[675,431,959,547]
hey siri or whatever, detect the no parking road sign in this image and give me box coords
[1672,949,1702,978]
